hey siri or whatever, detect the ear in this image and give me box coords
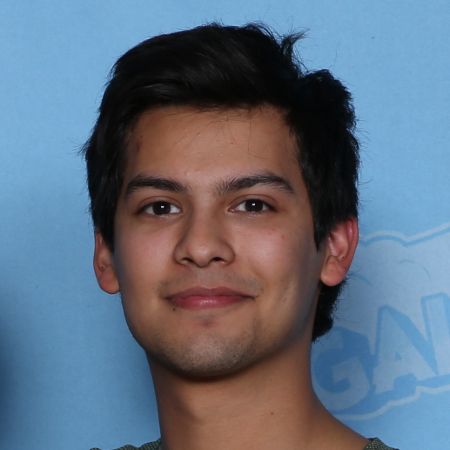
[320,217,359,287]
[93,232,120,294]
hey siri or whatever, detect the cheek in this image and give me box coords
[237,224,314,278]
[112,230,171,345]
[113,226,174,292]
[237,225,320,318]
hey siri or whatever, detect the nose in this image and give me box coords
[173,211,235,268]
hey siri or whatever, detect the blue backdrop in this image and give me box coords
[1,1,449,449]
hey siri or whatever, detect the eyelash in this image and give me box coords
[232,198,274,213]
[140,201,181,216]
[139,198,274,217]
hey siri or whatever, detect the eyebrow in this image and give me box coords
[125,172,294,197]
[215,173,294,195]
[125,175,186,196]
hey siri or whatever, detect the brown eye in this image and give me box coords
[143,201,181,216]
[234,199,271,213]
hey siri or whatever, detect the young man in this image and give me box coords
[85,24,397,450]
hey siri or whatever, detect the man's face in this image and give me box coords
[96,105,328,378]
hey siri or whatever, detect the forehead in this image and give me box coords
[125,105,302,183]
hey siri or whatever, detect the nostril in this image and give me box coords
[173,223,235,267]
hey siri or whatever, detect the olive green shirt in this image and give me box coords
[92,437,398,449]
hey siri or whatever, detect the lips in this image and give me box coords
[166,287,254,310]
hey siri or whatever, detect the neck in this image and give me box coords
[149,339,367,450]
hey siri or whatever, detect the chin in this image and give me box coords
[145,332,262,380]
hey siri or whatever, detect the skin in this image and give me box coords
[94,105,363,450]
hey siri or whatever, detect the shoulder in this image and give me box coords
[363,437,399,450]
[90,439,161,450]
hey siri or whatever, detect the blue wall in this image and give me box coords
[1,1,449,449]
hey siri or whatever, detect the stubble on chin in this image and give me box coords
[144,326,262,380]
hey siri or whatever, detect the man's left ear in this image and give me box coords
[320,217,359,287]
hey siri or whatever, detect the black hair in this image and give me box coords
[83,23,359,340]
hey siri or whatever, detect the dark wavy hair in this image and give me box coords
[83,23,359,340]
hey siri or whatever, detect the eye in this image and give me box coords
[142,201,181,216]
[233,199,272,213]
